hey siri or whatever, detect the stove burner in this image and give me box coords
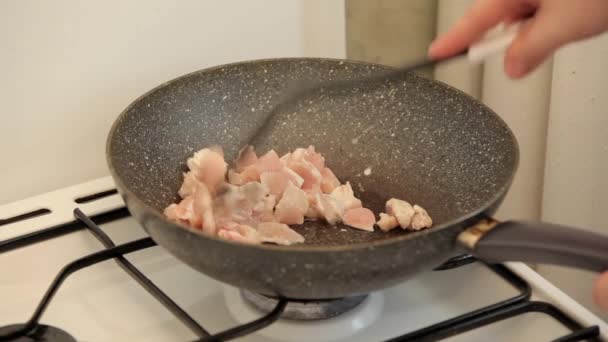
[0,324,76,342]
[241,290,368,320]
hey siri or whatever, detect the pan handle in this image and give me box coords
[458,218,608,272]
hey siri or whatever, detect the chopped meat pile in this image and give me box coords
[376,199,432,232]
[164,145,432,245]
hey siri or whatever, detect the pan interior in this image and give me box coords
[108,58,517,246]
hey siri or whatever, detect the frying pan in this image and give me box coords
[106,58,608,300]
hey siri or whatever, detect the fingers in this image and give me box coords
[429,0,516,59]
[504,8,567,78]
[505,1,608,78]
[593,271,608,310]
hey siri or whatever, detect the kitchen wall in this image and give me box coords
[0,0,345,204]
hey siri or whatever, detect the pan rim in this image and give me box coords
[106,56,520,253]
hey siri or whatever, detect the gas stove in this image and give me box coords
[1,177,607,341]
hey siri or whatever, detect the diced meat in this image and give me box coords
[212,184,241,219]
[343,207,375,232]
[166,145,435,245]
[330,182,362,211]
[411,204,433,230]
[275,183,309,225]
[386,198,415,229]
[287,160,321,191]
[282,167,305,188]
[279,152,291,164]
[252,195,276,223]
[208,145,224,158]
[187,148,227,192]
[228,170,244,186]
[303,146,325,172]
[240,164,261,183]
[320,167,340,193]
[164,197,201,228]
[179,172,199,198]
[240,182,269,206]
[304,191,322,219]
[257,222,305,245]
[260,171,289,198]
[218,224,261,244]
[316,193,344,225]
[235,145,258,172]
[192,183,216,235]
[377,213,399,232]
[213,182,270,227]
[290,148,307,162]
[164,203,179,220]
[256,150,282,173]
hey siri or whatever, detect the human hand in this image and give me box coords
[594,272,608,311]
[428,0,608,79]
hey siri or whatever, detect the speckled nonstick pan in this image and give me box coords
[107,58,608,300]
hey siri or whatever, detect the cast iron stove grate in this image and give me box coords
[0,202,601,342]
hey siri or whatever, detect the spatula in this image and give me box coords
[246,23,522,146]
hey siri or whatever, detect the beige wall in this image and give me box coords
[345,0,437,78]
[0,0,346,204]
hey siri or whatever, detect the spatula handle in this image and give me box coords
[467,22,522,63]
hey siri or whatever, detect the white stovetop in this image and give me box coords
[0,177,606,341]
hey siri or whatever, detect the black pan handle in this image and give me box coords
[458,219,608,272]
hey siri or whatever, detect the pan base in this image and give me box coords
[241,290,368,320]
[0,324,76,342]
[224,285,384,341]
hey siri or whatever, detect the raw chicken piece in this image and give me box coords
[286,146,325,172]
[304,192,322,219]
[330,182,362,211]
[290,148,307,162]
[377,213,399,232]
[252,195,277,223]
[316,193,344,225]
[179,172,199,198]
[282,167,305,188]
[275,183,309,225]
[187,148,227,192]
[260,171,289,198]
[279,152,291,164]
[303,146,325,172]
[343,207,375,232]
[235,145,258,172]
[192,183,216,235]
[386,198,415,229]
[240,164,261,183]
[320,167,340,194]
[287,160,321,191]
[411,204,433,230]
[213,182,271,227]
[218,224,261,244]
[228,170,244,186]
[257,222,305,245]
[208,145,224,158]
[164,197,201,228]
[256,150,282,173]
[240,181,269,205]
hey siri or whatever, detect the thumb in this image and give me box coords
[593,271,608,311]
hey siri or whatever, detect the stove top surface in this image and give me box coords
[0,177,605,341]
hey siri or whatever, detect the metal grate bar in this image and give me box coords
[0,238,154,340]
[73,208,210,338]
[195,300,288,342]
